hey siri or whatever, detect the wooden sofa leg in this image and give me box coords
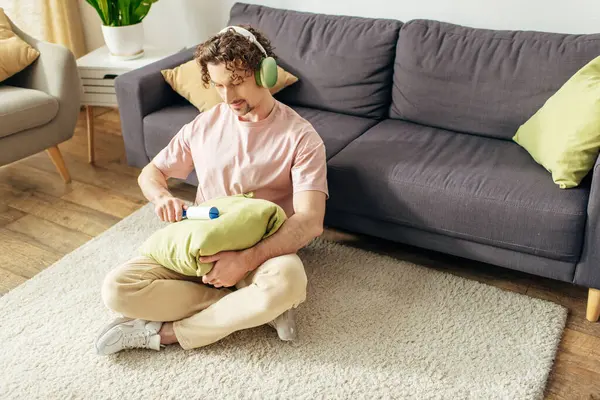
[46,146,71,184]
[587,288,600,322]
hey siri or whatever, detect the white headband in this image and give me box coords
[218,26,268,57]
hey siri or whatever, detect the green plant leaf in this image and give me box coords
[100,0,113,25]
[133,0,158,24]
[109,0,119,26]
[117,0,132,26]
[87,0,156,26]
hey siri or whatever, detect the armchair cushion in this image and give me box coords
[0,85,59,138]
[0,8,39,83]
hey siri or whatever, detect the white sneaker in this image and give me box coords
[95,317,164,356]
[268,308,297,341]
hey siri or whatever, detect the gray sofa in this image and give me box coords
[115,3,600,320]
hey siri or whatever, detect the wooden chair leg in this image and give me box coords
[86,105,95,164]
[586,288,600,322]
[46,145,71,183]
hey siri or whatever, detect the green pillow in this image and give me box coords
[139,193,287,277]
[513,55,600,189]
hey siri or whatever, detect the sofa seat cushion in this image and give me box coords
[289,106,378,159]
[327,119,589,262]
[0,85,58,138]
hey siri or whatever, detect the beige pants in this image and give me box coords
[101,254,307,349]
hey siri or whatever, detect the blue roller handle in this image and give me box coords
[210,208,219,219]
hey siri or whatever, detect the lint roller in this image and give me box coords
[182,206,220,220]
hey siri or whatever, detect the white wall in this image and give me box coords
[78,0,104,51]
[79,0,600,53]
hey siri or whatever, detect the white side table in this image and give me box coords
[76,45,183,163]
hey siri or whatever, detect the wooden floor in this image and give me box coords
[1,108,599,399]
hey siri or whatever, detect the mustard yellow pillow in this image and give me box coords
[513,55,600,189]
[0,8,39,83]
[161,59,299,112]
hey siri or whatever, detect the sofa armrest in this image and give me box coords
[6,20,81,144]
[575,156,600,288]
[115,48,195,168]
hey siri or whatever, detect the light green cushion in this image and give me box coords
[513,55,600,189]
[139,193,287,277]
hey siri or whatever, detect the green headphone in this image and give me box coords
[219,26,278,89]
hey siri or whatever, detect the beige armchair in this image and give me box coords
[0,16,82,183]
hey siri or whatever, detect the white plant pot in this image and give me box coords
[101,23,144,60]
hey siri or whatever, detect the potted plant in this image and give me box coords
[84,0,159,59]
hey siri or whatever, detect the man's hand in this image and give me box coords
[199,251,256,288]
[154,195,188,223]
[138,163,189,223]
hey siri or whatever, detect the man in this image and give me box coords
[95,25,328,355]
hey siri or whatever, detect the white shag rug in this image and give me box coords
[0,203,567,399]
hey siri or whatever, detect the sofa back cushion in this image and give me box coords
[228,3,402,119]
[390,19,600,139]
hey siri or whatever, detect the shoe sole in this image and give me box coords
[95,316,134,355]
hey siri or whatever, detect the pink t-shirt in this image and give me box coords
[152,100,329,217]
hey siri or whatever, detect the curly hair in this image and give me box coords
[194,25,276,88]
